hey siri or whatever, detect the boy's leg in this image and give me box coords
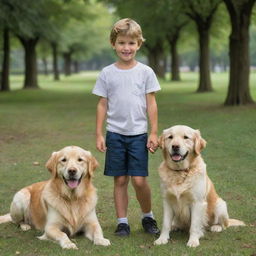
[131,176,151,213]
[113,175,130,236]
[114,175,129,218]
[131,176,160,235]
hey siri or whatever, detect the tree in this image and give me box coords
[223,0,255,105]
[181,0,221,92]
[45,0,89,80]
[59,2,113,76]
[165,0,189,81]
[1,0,57,89]
[0,0,16,91]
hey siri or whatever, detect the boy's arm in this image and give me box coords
[96,97,108,152]
[146,92,158,153]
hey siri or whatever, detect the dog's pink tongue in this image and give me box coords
[172,155,182,161]
[67,180,79,189]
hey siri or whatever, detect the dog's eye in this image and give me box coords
[184,135,189,139]
[78,158,83,162]
[168,135,173,139]
[61,158,67,162]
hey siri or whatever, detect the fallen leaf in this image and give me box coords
[242,243,255,248]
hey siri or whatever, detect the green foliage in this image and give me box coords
[59,2,113,60]
[0,72,255,255]
[0,0,56,39]
[180,0,222,21]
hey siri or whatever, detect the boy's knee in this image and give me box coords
[114,176,129,187]
[131,177,148,189]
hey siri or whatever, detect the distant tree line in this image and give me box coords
[0,0,256,106]
[0,0,112,90]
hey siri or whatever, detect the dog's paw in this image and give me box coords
[94,238,111,246]
[61,241,78,250]
[187,238,200,247]
[210,225,223,232]
[154,237,169,245]
[20,223,31,231]
[37,233,48,241]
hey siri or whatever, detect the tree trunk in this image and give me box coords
[42,57,48,76]
[146,42,165,79]
[19,36,39,89]
[1,27,10,91]
[63,52,72,76]
[223,0,255,105]
[169,35,180,81]
[51,42,60,81]
[73,60,79,73]
[197,26,213,92]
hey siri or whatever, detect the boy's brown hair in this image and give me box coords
[110,18,145,46]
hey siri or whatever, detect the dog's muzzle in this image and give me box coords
[63,168,83,189]
[170,145,188,162]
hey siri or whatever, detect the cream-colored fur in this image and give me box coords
[0,146,110,249]
[154,125,245,248]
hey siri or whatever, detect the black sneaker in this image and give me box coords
[142,217,160,235]
[114,223,130,236]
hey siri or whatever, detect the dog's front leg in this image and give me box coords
[43,223,78,249]
[187,201,207,248]
[154,199,173,245]
[84,210,110,246]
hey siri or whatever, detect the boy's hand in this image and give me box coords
[147,133,158,153]
[96,135,107,152]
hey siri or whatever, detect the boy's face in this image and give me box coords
[112,35,141,64]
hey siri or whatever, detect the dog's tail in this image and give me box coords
[228,218,245,227]
[0,213,12,224]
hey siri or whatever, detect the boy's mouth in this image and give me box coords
[122,52,131,56]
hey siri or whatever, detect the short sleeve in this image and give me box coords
[92,71,107,98]
[145,68,161,94]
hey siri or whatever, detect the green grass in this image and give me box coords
[0,72,255,256]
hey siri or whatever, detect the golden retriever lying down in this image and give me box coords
[154,125,245,248]
[0,146,110,249]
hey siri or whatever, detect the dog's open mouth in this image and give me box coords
[63,176,82,189]
[171,151,188,162]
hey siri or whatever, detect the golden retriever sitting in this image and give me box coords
[0,146,110,249]
[154,125,245,248]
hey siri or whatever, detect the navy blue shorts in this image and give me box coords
[104,131,148,177]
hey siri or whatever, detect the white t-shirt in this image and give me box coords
[92,62,161,135]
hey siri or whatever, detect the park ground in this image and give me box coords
[0,72,255,256]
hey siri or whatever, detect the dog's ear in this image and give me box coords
[46,151,58,176]
[87,155,99,179]
[158,134,165,149]
[194,130,207,155]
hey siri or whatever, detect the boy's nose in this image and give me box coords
[123,44,129,49]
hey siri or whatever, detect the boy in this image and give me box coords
[92,18,160,236]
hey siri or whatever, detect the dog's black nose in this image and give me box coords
[68,168,77,176]
[172,145,180,152]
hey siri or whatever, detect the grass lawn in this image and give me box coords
[0,72,255,256]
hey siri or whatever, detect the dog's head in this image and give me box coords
[159,125,206,170]
[46,146,99,190]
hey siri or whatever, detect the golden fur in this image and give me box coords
[0,146,110,249]
[154,125,245,247]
